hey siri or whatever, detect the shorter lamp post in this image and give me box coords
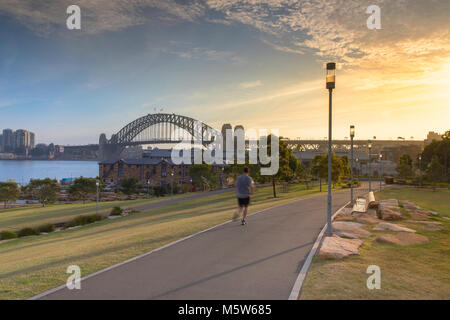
[368,141,372,192]
[350,125,355,203]
[147,179,150,198]
[418,155,422,187]
[379,154,383,191]
[356,158,359,177]
[95,180,99,216]
[170,171,174,200]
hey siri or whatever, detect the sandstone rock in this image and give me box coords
[332,221,371,239]
[379,199,399,207]
[376,233,428,246]
[429,211,439,216]
[319,236,363,259]
[355,213,380,224]
[409,220,443,231]
[334,215,355,222]
[408,210,431,220]
[443,217,450,221]
[378,207,403,220]
[366,208,378,218]
[352,198,368,213]
[373,222,416,233]
[401,200,421,211]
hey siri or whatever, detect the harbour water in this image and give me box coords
[0,160,98,184]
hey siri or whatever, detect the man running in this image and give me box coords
[233,167,255,225]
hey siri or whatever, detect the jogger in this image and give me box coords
[233,167,255,225]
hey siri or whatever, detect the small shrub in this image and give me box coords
[37,223,55,233]
[66,214,103,228]
[110,206,123,216]
[0,231,18,240]
[17,227,39,237]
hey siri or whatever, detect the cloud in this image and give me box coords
[205,0,450,73]
[0,0,205,35]
[239,80,262,88]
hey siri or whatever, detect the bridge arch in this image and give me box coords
[100,113,219,160]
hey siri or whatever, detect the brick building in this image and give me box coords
[99,158,191,187]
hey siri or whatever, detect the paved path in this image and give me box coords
[39,186,368,300]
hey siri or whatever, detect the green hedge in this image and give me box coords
[110,206,123,216]
[65,214,103,228]
[17,227,40,237]
[0,231,18,240]
[37,223,55,233]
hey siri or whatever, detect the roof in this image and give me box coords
[99,158,191,165]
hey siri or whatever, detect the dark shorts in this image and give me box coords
[238,197,250,207]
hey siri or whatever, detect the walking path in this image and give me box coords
[38,185,368,300]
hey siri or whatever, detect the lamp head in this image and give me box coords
[326,62,336,89]
[350,125,355,138]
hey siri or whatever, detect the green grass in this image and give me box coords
[0,183,323,300]
[300,187,450,300]
[0,193,192,232]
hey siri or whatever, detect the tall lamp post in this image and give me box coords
[368,141,372,192]
[326,62,336,236]
[350,125,355,203]
[379,154,383,191]
[95,180,99,216]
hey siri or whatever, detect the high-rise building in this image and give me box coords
[2,129,14,152]
[30,132,35,148]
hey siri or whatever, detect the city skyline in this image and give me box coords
[1,1,449,145]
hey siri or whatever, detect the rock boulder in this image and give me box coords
[373,222,416,233]
[319,236,363,259]
[376,233,428,246]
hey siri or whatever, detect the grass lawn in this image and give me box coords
[300,186,450,300]
[0,183,323,299]
[0,193,196,232]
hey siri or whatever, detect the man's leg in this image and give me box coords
[233,204,243,220]
[242,205,248,221]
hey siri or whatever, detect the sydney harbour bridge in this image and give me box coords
[94,112,425,162]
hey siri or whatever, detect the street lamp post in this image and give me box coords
[368,141,372,192]
[95,180,99,216]
[326,62,336,236]
[147,179,150,198]
[350,125,355,203]
[418,155,422,187]
[170,171,174,201]
[379,154,383,191]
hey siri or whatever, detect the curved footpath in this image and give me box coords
[36,185,368,300]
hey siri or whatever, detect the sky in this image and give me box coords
[0,0,449,145]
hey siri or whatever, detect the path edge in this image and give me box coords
[287,201,351,300]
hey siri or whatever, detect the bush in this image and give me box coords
[37,223,55,233]
[0,230,18,240]
[110,206,123,216]
[17,227,39,237]
[65,214,103,228]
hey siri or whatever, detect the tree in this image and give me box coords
[427,155,444,191]
[420,130,450,182]
[69,177,98,203]
[0,182,20,208]
[120,178,139,195]
[396,154,413,178]
[311,153,348,189]
[26,178,59,207]
[189,164,220,190]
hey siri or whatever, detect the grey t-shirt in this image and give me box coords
[236,174,253,198]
